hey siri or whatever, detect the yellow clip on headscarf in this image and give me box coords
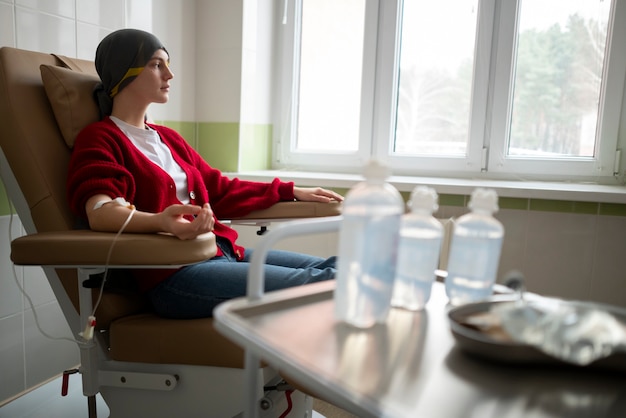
[109,66,145,98]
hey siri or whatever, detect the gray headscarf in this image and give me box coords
[93,29,168,118]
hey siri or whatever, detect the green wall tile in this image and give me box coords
[239,124,272,170]
[0,180,11,216]
[572,201,600,215]
[439,194,466,207]
[160,120,197,149]
[599,203,626,216]
[529,199,598,214]
[197,122,240,172]
[334,188,350,198]
[499,197,529,210]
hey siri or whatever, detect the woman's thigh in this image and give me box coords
[149,253,336,319]
[245,248,337,270]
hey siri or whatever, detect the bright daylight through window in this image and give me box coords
[278,0,625,182]
[508,0,610,159]
[394,1,478,156]
[297,0,365,152]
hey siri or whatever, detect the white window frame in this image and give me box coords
[372,0,494,176]
[273,0,378,171]
[487,0,626,180]
[274,0,626,183]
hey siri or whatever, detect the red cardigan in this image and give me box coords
[67,117,295,291]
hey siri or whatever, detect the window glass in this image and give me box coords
[508,0,612,159]
[394,1,479,156]
[296,0,366,152]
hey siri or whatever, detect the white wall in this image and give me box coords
[0,215,79,404]
[193,0,276,124]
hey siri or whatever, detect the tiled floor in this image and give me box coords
[0,375,344,418]
[0,375,109,418]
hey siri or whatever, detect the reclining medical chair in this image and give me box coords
[0,46,341,418]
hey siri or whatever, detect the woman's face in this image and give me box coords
[123,48,173,105]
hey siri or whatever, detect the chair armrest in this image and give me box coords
[11,202,340,266]
[11,230,217,267]
[228,201,342,221]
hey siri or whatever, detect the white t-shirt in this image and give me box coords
[111,116,190,204]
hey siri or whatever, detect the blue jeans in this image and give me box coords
[149,238,336,318]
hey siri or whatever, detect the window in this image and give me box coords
[296,0,365,153]
[507,1,609,160]
[275,0,626,182]
[394,1,479,158]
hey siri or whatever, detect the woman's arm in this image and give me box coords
[85,194,215,240]
[293,187,343,203]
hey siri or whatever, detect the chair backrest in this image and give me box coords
[0,48,86,233]
[0,47,145,326]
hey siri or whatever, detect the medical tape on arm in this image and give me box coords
[93,197,135,210]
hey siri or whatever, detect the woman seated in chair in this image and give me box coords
[67,29,342,319]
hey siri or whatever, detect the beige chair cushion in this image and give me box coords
[40,64,100,148]
[109,313,246,368]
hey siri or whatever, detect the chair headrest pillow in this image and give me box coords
[40,64,100,148]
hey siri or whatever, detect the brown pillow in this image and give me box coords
[40,64,100,148]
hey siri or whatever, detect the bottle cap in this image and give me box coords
[409,186,439,213]
[363,159,391,183]
[468,188,499,213]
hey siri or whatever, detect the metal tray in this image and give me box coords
[447,297,626,372]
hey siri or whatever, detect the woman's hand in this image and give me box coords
[159,203,215,240]
[293,187,343,203]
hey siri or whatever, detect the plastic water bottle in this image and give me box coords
[391,186,443,311]
[445,188,504,306]
[334,160,404,328]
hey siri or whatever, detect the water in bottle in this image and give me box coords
[445,188,504,306]
[391,186,443,311]
[334,160,404,328]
